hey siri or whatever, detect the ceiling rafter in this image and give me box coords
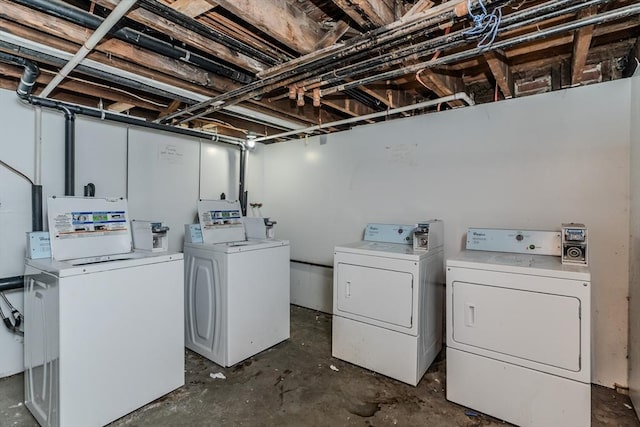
[330,0,396,29]
[206,0,326,54]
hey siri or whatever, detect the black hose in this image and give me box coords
[0,276,23,292]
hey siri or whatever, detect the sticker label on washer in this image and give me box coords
[200,209,243,229]
[52,211,129,239]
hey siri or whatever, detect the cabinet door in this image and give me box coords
[452,281,581,371]
[336,263,413,328]
[185,253,219,354]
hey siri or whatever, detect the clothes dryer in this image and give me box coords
[446,249,591,427]
[332,221,444,386]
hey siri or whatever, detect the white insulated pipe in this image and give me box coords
[39,0,138,98]
[253,92,475,143]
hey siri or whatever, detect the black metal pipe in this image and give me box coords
[0,276,23,293]
[13,0,253,84]
[0,51,39,98]
[239,147,247,215]
[63,109,75,196]
[32,184,43,231]
[28,96,243,148]
[0,41,202,106]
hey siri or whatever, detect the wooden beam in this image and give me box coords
[168,0,217,18]
[107,102,135,113]
[571,8,596,85]
[416,69,465,107]
[158,100,182,119]
[209,0,325,54]
[315,21,351,49]
[331,0,396,28]
[93,0,267,73]
[404,0,435,19]
[484,49,514,98]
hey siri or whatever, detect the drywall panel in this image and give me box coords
[127,128,200,251]
[290,262,332,313]
[0,90,36,278]
[199,142,240,200]
[262,79,631,387]
[629,73,640,417]
[75,117,127,198]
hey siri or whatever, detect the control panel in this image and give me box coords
[466,228,561,256]
[364,223,414,244]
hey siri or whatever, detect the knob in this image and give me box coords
[516,234,524,241]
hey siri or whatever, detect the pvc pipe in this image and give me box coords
[39,0,138,98]
[253,93,474,143]
[34,106,42,184]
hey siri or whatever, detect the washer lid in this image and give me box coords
[47,196,132,261]
[25,251,183,277]
[185,239,289,254]
[334,241,429,261]
[447,250,590,281]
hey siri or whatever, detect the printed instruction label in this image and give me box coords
[52,211,128,239]
[200,209,243,229]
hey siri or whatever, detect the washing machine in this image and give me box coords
[332,221,444,386]
[184,200,290,367]
[24,196,184,427]
[446,229,591,427]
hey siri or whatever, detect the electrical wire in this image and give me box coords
[0,159,34,185]
[464,0,503,50]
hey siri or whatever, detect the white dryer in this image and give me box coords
[332,221,444,386]
[446,250,591,427]
[24,197,184,427]
[184,200,290,367]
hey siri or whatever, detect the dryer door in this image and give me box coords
[336,263,413,329]
[451,281,581,371]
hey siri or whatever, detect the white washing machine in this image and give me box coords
[184,200,290,367]
[446,249,591,427]
[24,197,184,427]
[332,221,444,386]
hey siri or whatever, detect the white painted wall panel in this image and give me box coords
[127,128,200,252]
[262,80,631,387]
[629,73,640,416]
[75,117,127,198]
[199,142,240,200]
[0,91,35,278]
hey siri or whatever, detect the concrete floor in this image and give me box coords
[1,305,639,426]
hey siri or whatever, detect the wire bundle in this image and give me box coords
[464,0,503,50]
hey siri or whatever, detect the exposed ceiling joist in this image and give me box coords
[485,49,514,98]
[208,0,325,54]
[571,8,597,85]
[168,0,218,18]
[331,0,396,28]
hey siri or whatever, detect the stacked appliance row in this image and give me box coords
[23,197,291,427]
[331,222,591,427]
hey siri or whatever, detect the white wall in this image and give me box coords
[629,73,640,416]
[262,79,632,388]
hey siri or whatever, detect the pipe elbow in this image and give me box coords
[16,60,39,99]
